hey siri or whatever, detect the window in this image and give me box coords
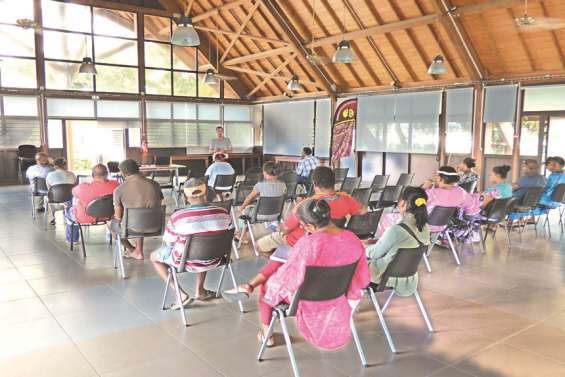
[41,0,91,32]
[484,122,514,155]
[520,116,540,156]
[94,36,137,65]
[225,123,253,152]
[93,8,136,38]
[95,65,138,93]
[0,57,37,88]
[483,85,517,155]
[47,119,64,149]
[0,95,40,148]
[446,88,473,154]
[145,69,171,95]
[0,25,35,57]
[45,61,93,91]
[43,31,91,61]
[173,71,197,97]
[0,0,34,24]
[128,127,141,147]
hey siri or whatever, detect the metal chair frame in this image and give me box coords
[340,176,361,195]
[479,197,517,250]
[423,206,461,273]
[70,194,114,258]
[30,177,48,220]
[238,196,285,256]
[44,184,75,230]
[535,183,565,238]
[395,173,414,186]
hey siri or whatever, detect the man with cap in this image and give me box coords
[150,178,233,308]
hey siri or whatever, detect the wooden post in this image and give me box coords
[471,84,485,190]
[33,0,48,151]
[438,90,447,166]
[329,95,337,167]
[512,84,524,182]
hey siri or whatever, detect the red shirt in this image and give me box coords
[72,180,120,223]
[283,192,363,246]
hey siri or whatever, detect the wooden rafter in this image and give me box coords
[476,13,509,74]
[225,66,324,89]
[191,0,252,22]
[193,25,289,46]
[220,0,262,62]
[247,52,298,97]
[539,2,565,68]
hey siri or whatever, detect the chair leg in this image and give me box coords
[227,264,244,313]
[368,289,397,353]
[382,290,395,313]
[248,222,258,256]
[170,268,188,327]
[237,223,247,249]
[31,195,36,220]
[216,265,227,298]
[44,202,49,231]
[115,235,127,279]
[232,240,240,260]
[504,222,512,248]
[78,225,86,258]
[545,213,552,239]
[257,314,277,361]
[422,254,432,273]
[279,314,301,377]
[445,232,461,266]
[414,290,433,332]
[231,206,239,232]
[349,302,368,367]
[479,225,486,253]
[161,270,171,310]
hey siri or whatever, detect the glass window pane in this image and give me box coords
[193,123,218,148]
[2,96,37,116]
[144,41,170,69]
[94,36,137,65]
[93,8,136,38]
[484,122,514,155]
[145,69,171,95]
[198,104,220,121]
[144,15,170,41]
[411,122,438,154]
[0,0,34,24]
[47,119,63,148]
[0,25,35,57]
[225,123,253,152]
[173,102,197,120]
[97,100,139,118]
[198,79,220,98]
[42,0,91,33]
[45,61,93,91]
[95,65,138,93]
[386,123,410,152]
[173,46,196,70]
[146,101,172,119]
[146,120,185,148]
[173,71,196,97]
[224,105,251,122]
[2,119,40,148]
[46,98,95,118]
[446,121,472,154]
[0,57,36,88]
[520,116,540,156]
[43,31,90,61]
[128,127,141,147]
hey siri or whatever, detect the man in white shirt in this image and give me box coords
[26,152,54,212]
[46,157,77,225]
[296,147,320,185]
[209,127,233,154]
[205,153,235,190]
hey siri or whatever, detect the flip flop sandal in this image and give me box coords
[257,330,275,347]
[168,297,193,311]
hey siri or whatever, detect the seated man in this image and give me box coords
[512,159,546,200]
[151,178,233,307]
[204,152,235,190]
[64,164,120,242]
[256,166,367,255]
[296,147,320,185]
[46,157,77,225]
[26,152,54,212]
[111,159,164,260]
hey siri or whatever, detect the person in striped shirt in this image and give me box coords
[150,178,233,309]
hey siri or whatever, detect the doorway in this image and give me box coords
[65,120,126,172]
[520,114,565,175]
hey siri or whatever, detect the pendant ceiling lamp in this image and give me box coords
[78,35,97,75]
[203,68,219,85]
[427,55,447,75]
[286,74,301,92]
[171,0,200,46]
[333,0,354,64]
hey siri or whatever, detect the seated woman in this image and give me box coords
[239,161,286,222]
[480,165,512,209]
[226,199,369,349]
[457,157,480,186]
[366,187,430,296]
[512,159,546,200]
[376,166,480,238]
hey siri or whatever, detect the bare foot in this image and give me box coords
[123,251,144,260]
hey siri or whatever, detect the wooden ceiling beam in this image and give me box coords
[220,0,261,62]
[476,13,509,74]
[506,7,535,72]
[539,1,565,68]
[225,66,324,89]
[247,52,298,97]
[261,0,335,95]
[194,25,289,46]
[431,0,485,80]
[223,46,293,66]
[191,0,252,22]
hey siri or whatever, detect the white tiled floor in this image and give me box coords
[0,185,564,376]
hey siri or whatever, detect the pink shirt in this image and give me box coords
[264,230,370,350]
[72,180,119,223]
[426,186,481,232]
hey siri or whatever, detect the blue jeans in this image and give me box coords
[63,207,80,243]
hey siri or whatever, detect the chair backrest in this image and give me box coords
[458,181,477,193]
[351,187,372,207]
[211,200,232,213]
[381,185,404,203]
[552,183,565,203]
[334,168,349,183]
[251,195,286,222]
[245,166,263,184]
[287,261,358,316]
[483,197,517,222]
[85,194,114,222]
[122,205,166,238]
[205,187,218,202]
[47,184,75,203]
[278,170,298,200]
[427,206,458,227]
[177,228,235,273]
[519,186,545,207]
[233,182,254,206]
[32,177,48,195]
[371,175,390,191]
[213,174,236,190]
[378,245,427,289]
[333,217,347,228]
[346,209,383,238]
[340,176,361,194]
[107,161,120,173]
[17,144,37,159]
[396,173,414,186]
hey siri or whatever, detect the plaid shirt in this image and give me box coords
[296,155,320,177]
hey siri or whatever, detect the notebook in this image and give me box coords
[269,244,291,263]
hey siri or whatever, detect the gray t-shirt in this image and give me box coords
[209,137,232,152]
[252,180,287,222]
[46,169,77,187]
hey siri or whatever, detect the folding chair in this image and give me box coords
[113,206,166,279]
[508,186,545,239]
[278,170,299,202]
[479,197,517,250]
[458,180,477,193]
[44,184,74,230]
[244,166,263,185]
[161,228,243,326]
[396,173,414,186]
[345,209,383,239]
[209,200,241,259]
[151,170,175,198]
[333,168,349,189]
[70,194,114,258]
[370,185,404,209]
[370,175,390,192]
[424,206,460,273]
[213,174,236,200]
[535,183,565,238]
[258,262,368,377]
[231,182,254,231]
[238,196,285,256]
[351,187,372,208]
[17,145,37,184]
[30,177,48,220]
[359,223,433,354]
[340,176,361,195]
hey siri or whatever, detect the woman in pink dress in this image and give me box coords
[376,166,481,237]
[225,199,369,350]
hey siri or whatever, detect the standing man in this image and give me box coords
[296,147,320,185]
[209,126,233,154]
[111,159,164,260]
[26,152,54,212]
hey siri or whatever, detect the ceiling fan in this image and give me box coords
[305,0,332,66]
[515,0,565,31]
